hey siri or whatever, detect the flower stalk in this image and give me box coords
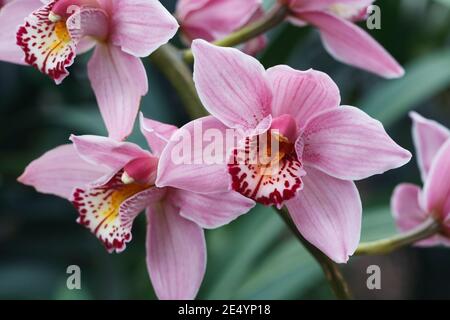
[182,3,289,63]
[277,207,353,300]
[356,216,441,255]
[150,43,208,119]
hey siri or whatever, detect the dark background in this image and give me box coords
[1,0,450,299]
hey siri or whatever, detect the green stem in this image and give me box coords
[183,3,289,63]
[356,217,441,255]
[277,207,353,300]
[150,43,208,119]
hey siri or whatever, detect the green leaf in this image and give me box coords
[233,207,396,299]
[235,237,322,300]
[360,48,450,128]
[202,205,285,299]
[434,0,450,7]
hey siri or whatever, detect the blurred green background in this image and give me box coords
[1,0,450,299]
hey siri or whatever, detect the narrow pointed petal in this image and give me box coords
[88,44,148,141]
[139,113,178,156]
[301,106,411,180]
[16,0,77,83]
[286,166,362,263]
[391,183,440,246]
[0,0,42,64]
[70,135,153,171]
[146,202,206,300]
[410,112,450,182]
[110,0,178,57]
[424,140,450,216]
[392,183,428,231]
[176,0,210,21]
[266,65,340,127]
[156,116,232,193]
[18,144,108,199]
[177,0,260,42]
[298,11,404,78]
[192,39,272,130]
[287,0,367,12]
[170,190,255,229]
[73,171,159,253]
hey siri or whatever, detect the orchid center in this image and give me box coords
[121,156,159,185]
[17,0,107,83]
[228,114,305,208]
[73,170,152,253]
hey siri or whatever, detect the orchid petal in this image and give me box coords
[287,0,368,12]
[410,112,450,182]
[298,11,404,78]
[390,183,441,246]
[156,116,232,193]
[192,39,272,130]
[110,0,178,57]
[267,65,340,127]
[70,135,153,171]
[424,140,450,216]
[18,144,108,199]
[177,0,260,42]
[0,0,42,64]
[286,166,361,263]
[87,44,148,141]
[170,189,255,229]
[139,113,178,156]
[146,202,206,300]
[301,106,411,180]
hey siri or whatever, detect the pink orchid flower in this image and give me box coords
[156,40,411,263]
[0,0,178,141]
[18,114,254,299]
[176,0,267,55]
[392,112,450,246]
[282,0,404,78]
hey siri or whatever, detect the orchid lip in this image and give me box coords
[73,170,151,253]
[228,130,305,207]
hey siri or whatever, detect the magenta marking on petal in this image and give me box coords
[228,132,305,207]
[16,0,77,83]
[72,170,149,253]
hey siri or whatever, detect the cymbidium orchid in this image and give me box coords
[18,114,254,299]
[176,0,267,55]
[0,0,178,140]
[392,112,450,246]
[156,40,412,263]
[282,0,404,78]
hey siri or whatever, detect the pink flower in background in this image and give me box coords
[283,0,404,78]
[0,0,11,7]
[392,112,450,246]
[156,40,411,263]
[0,0,178,141]
[18,114,254,299]
[176,0,267,55]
